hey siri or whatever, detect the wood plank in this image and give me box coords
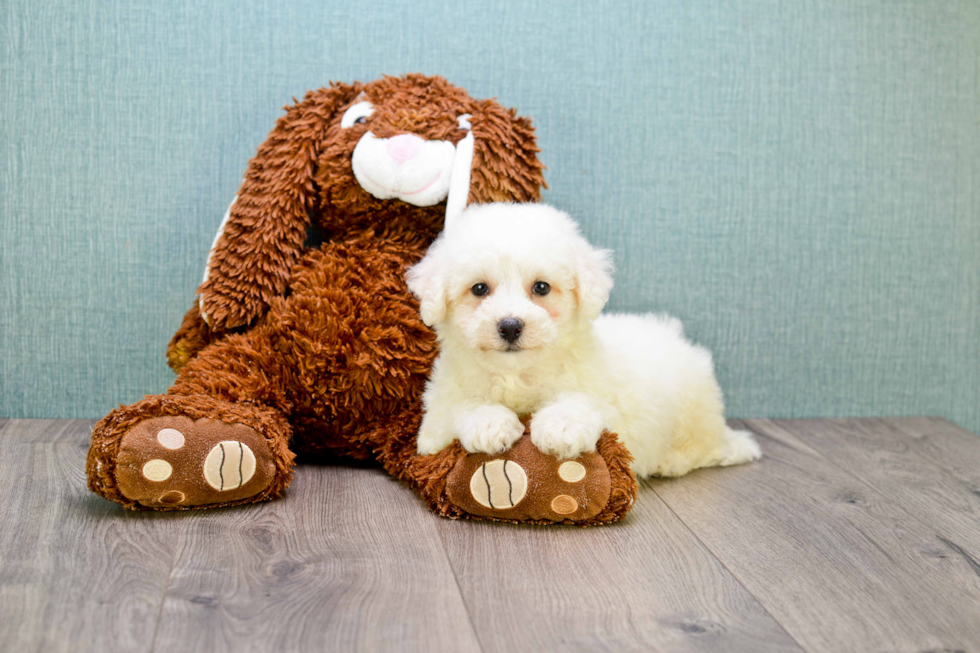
[765,417,980,584]
[7,417,978,652]
[0,420,178,652]
[649,419,980,653]
[0,418,98,443]
[153,464,481,653]
[437,488,803,653]
[884,417,980,486]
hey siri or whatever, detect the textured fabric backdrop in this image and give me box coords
[2,0,978,433]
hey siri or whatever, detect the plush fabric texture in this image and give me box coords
[85,75,637,523]
[114,416,276,508]
[87,393,296,511]
[447,433,618,524]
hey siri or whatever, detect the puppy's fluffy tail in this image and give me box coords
[717,428,762,466]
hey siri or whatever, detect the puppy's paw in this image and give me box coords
[456,405,525,455]
[530,402,604,460]
[416,428,455,456]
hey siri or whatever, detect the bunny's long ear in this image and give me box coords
[466,100,547,206]
[198,82,361,331]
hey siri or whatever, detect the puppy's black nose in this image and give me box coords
[497,318,524,344]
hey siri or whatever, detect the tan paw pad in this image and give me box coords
[159,491,185,505]
[558,461,586,482]
[156,428,185,450]
[551,495,578,514]
[142,459,173,482]
[204,441,257,491]
[469,460,528,509]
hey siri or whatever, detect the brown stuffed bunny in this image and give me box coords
[87,74,637,524]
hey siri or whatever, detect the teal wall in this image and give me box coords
[2,1,978,433]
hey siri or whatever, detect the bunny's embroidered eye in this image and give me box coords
[471,283,490,297]
[341,101,374,128]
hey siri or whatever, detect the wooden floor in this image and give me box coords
[1,418,979,652]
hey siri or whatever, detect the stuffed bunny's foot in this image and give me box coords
[88,395,295,511]
[111,416,278,508]
[444,431,637,525]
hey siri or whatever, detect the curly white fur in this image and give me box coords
[407,203,761,478]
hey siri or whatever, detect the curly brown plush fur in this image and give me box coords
[88,74,637,524]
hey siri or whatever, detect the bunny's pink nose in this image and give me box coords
[386,133,425,166]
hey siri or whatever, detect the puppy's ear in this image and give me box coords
[199,82,362,331]
[406,244,450,327]
[574,242,615,320]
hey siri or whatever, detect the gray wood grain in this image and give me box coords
[885,417,980,487]
[0,418,97,443]
[437,490,803,653]
[152,464,482,653]
[763,418,980,585]
[5,417,980,653]
[649,419,980,653]
[0,420,179,653]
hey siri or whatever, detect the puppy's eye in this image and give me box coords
[355,116,367,125]
[532,281,551,296]
[471,283,490,297]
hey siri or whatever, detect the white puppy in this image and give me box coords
[406,203,760,478]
